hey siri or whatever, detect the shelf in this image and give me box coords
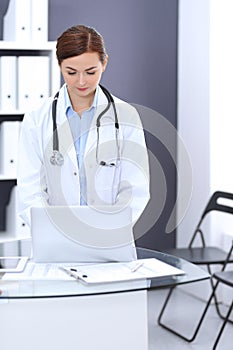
[0,40,56,51]
[0,110,25,115]
[0,176,17,180]
[0,234,30,243]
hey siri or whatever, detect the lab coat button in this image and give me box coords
[74,172,77,176]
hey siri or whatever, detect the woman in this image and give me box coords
[17,24,150,227]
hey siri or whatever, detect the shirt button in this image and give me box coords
[74,172,77,176]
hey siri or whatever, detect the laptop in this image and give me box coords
[30,205,137,263]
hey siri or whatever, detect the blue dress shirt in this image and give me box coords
[64,85,99,205]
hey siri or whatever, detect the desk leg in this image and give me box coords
[0,289,148,350]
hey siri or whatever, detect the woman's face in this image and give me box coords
[60,52,108,101]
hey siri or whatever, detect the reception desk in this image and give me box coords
[0,248,209,350]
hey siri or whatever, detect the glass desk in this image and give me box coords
[0,247,209,298]
[0,248,209,350]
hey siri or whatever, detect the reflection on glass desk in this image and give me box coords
[0,247,209,299]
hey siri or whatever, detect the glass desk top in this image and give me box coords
[0,247,209,299]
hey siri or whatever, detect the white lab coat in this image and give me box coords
[17,84,150,226]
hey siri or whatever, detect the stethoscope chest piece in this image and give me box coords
[50,150,64,166]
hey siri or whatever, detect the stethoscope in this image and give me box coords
[50,85,120,167]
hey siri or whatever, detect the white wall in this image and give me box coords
[209,0,233,248]
[178,0,233,250]
[177,0,211,246]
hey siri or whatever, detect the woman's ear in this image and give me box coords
[102,54,108,72]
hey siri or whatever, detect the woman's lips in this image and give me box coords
[77,87,88,91]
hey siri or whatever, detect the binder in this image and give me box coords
[3,0,31,42]
[31,0,48,42]
[0,121,21,177]
[18,56,50,112]
[0,56,17,111]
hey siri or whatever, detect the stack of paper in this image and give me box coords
[2,262,74,281]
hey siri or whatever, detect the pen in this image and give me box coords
[59,267,89,281]
[130,262,144,273]
[59,267,79,279]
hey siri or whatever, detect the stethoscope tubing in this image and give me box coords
[50,85,120,167]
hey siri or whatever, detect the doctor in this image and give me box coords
[17,24,150,227]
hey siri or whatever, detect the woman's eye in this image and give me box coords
[86,71,95,75]
[67,71,76,75]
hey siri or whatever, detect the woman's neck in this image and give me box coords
[68,89,95,116]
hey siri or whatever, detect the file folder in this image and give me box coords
[18,56,50,112]
[0,121,21,177]
[31,0,48,42]
[0,56,17,111]
[3,0,31,42]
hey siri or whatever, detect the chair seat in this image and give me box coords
[164,247,233,265]
[214,270,233,287]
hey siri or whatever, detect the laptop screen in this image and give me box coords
[31,205,137,263]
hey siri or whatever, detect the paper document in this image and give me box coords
[61,258,185,284]
[2,262,75,281]
[2,258,185,283]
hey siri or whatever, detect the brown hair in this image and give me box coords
[56,25,107,65]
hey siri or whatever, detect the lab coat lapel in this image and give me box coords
[55,85,78,167]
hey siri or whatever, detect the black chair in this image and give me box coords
[198,241,233,349]
[158,191,233,342]
[211,266,233,348]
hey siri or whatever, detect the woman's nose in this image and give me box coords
[78,73,85,85]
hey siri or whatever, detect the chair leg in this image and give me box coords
[212,300,233,350]
[207,265,224,313]
[208,266,233,324]
[157,284,217,342]
[211,284,233,325]
[213,242,233,323]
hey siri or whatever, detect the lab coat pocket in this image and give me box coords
[88,164,120,205]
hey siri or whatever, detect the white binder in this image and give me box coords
[31,0,48,42]
[3,0,31,42]
[0,121,21,177]
[18,56,50,112]
[0,56,17,111]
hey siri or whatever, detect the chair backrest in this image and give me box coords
[190,191,233,248]
[201,191,233,220]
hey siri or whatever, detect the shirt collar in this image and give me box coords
[64,85,99,118]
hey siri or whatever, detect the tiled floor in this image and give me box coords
[148,284,233,350]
